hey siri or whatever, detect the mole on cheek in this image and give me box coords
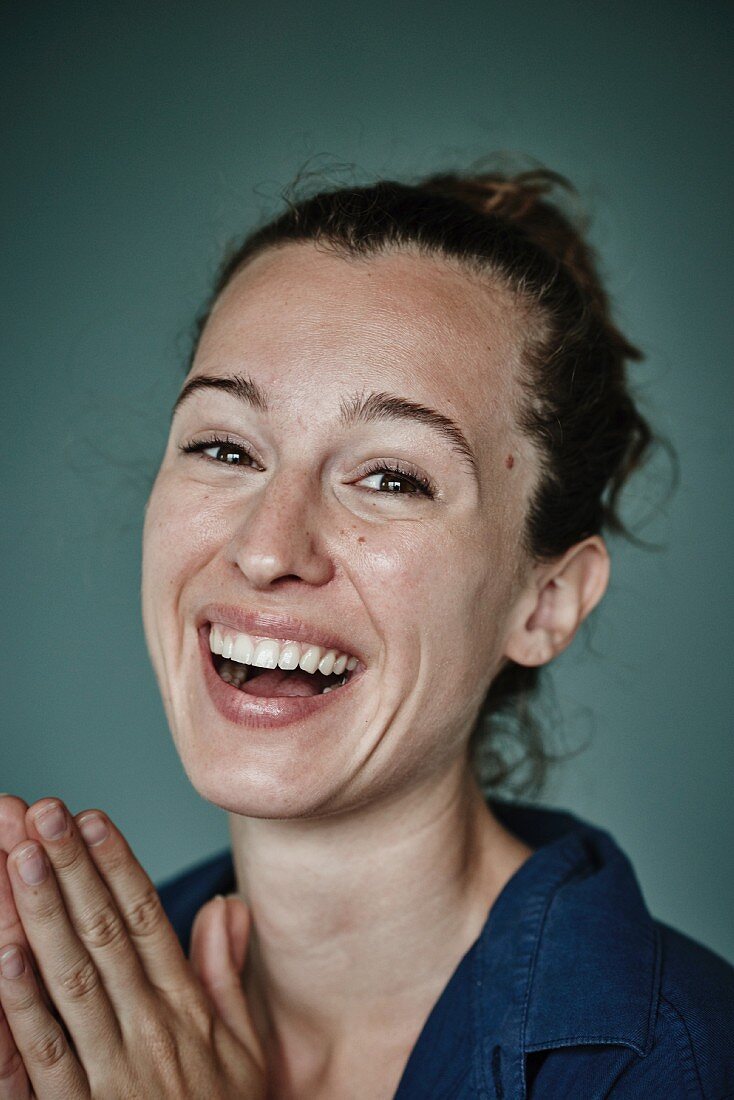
[504,454,515,470]
[357,536,366,544]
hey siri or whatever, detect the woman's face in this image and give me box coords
[141,243,541,817]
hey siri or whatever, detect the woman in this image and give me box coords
[0,166,732,1098]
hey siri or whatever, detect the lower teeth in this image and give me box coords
[217,660,347,694]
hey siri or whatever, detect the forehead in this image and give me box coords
[195,242,529,461]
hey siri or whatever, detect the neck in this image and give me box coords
[228,760,533,1087]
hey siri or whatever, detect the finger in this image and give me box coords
[0,797,28,856]
[0,798,32,957]
[0,852,35,1100]
[1,840,67,1096]
[22,800,151,1022]
[0,943,87,1099]
[224,895,251,973]
[0,851,31,966]
[0,797,37,975]
[190,895,260,1052]
[7,828,122,1063]
[70,808,194,999]
[0,998,32,1100]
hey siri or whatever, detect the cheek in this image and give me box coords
[355,522,511,668]
[350,529,430,620]
[368,519,520,692]
[141,475,230,628]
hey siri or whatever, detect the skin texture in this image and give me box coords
[141,243,610,1096]
[0,795,265,1098]
[1,243,610,1099]
[142,244,603,818]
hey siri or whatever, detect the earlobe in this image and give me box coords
[503,536,610,669]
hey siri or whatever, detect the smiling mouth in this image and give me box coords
[214,655,351,697]
[208,623,359,698]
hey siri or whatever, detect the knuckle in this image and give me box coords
[6,983,39,1014]
[179,987,212,1032]
[51,839,87,874]
[96,842,128,876]
[29,1026,67,1070]
[125,888,165,939]
[30,891,64,923]
[58,955,100,1002]
[78,901,126,950]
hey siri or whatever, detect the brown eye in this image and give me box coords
[357,464,434,498]
[367,472,419,494]
[206,443,250,464]
[179,438,261,468]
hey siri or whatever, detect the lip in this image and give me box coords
[198,625,363,730]
[197,604,363,662]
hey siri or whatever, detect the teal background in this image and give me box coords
[2,3,732,963]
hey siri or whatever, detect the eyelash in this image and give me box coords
[179,435,260,468]
[358,460,435,498]
[178,436,436,499]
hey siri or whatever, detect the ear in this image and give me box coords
[503,536,610,668]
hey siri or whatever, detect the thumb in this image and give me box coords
[189,894,261,1054]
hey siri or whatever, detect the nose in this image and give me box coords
[226,472,335,590]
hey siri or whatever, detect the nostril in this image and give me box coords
[272,575,303,586]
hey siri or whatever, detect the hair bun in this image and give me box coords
[424,169,569,222]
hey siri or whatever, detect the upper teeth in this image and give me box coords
[209,625,359,676]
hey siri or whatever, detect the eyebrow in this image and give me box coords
[172,373,479,480]
[172,374,270,419]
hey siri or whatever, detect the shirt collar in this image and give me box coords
[475,799,662,1091]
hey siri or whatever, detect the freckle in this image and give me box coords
[505,454,515,469]
[357,536,366,544]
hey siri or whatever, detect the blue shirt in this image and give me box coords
[159,799,734,1097]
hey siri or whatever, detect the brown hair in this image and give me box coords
[188,162,660,796]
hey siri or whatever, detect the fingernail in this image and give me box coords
[34,801,67,840]
[0,946,24,979]
[78,814,108,847]
[17,844,47,886]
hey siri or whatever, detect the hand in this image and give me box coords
[0,794,37,1097]
[0,796,267,1099]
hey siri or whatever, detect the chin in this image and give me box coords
[175,740,345,820]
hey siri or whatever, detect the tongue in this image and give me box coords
[241,668,323,698]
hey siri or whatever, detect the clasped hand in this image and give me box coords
[0,795,266,1099]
